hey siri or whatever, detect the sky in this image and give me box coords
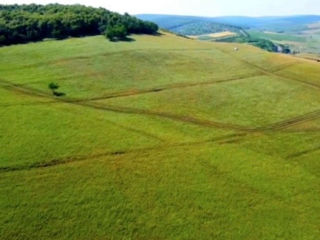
[2,0,320,17]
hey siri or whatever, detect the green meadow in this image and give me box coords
[1,32,320,240]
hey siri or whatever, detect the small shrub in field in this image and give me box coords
[48,82,65,97]
[48,82,59,91]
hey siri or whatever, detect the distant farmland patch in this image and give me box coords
[189,31,237,40]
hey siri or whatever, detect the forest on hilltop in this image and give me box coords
[0,4,158,46]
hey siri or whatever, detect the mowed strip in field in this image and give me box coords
[1,32,320,240]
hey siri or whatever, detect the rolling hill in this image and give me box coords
[138,14,320,32]
[138,14,320,56]
[1,31,320,239]
[137,14,243,35]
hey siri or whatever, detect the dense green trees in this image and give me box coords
[217,35,284,52]
[105,24,128,41]
[0,4,158,46]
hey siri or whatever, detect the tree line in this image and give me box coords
[0,4,159,46]
[217,34,291,53]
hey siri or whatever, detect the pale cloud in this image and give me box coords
[2,0,320,16]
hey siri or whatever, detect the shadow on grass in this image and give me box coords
[109,36,136,42]
[109,32,164,43]
[53,91,66,97]
[152,32,164,36]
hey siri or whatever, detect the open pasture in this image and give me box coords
[1,32,320,240]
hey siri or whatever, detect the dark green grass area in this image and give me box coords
[1,33,320,239]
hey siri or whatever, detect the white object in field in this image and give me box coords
[234,47,239,51]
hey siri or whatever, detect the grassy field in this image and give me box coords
[1,32,320,240]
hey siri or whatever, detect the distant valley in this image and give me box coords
[138,14,320,59]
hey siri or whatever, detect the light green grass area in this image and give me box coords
[1,32,320,239]
[277,61,320,85]
[0,36,259,99]
[98,75,320,127]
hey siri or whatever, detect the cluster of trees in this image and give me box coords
[0,4,159,46]
[171,21,243,36]
[217,35,291,53]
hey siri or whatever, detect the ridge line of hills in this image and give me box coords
[137,14,320,56]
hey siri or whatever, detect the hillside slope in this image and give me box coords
[1,32,320,239]
[137,14,242,35]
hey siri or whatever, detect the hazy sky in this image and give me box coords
[2,0,320,17]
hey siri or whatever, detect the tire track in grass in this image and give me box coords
[214,48,320,131]
[1,72,264,104]
[271,62,302,72]
[0,133,248,173]
[259,109,320,131]
[281,128,320,133]
[70,100,320,133]
[75,101,257,132]
[0,76,258,132]
[270,71,320,90]
[0,78,49,97]
[0,79,166,141]
[6,56,298,99]
[2,74,320,133]
[286,146,320,159]
[74,73,263,102]
[217,48,320,90]
[0,100,58,107]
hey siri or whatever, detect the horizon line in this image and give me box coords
[135,13,320,18]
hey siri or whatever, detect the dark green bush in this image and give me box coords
[105,24,128,41]
[48,82,59,91]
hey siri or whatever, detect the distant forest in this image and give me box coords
[0,4,159,46]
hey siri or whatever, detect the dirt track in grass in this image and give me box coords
[2,76,320,133]
[0,133,247,173]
